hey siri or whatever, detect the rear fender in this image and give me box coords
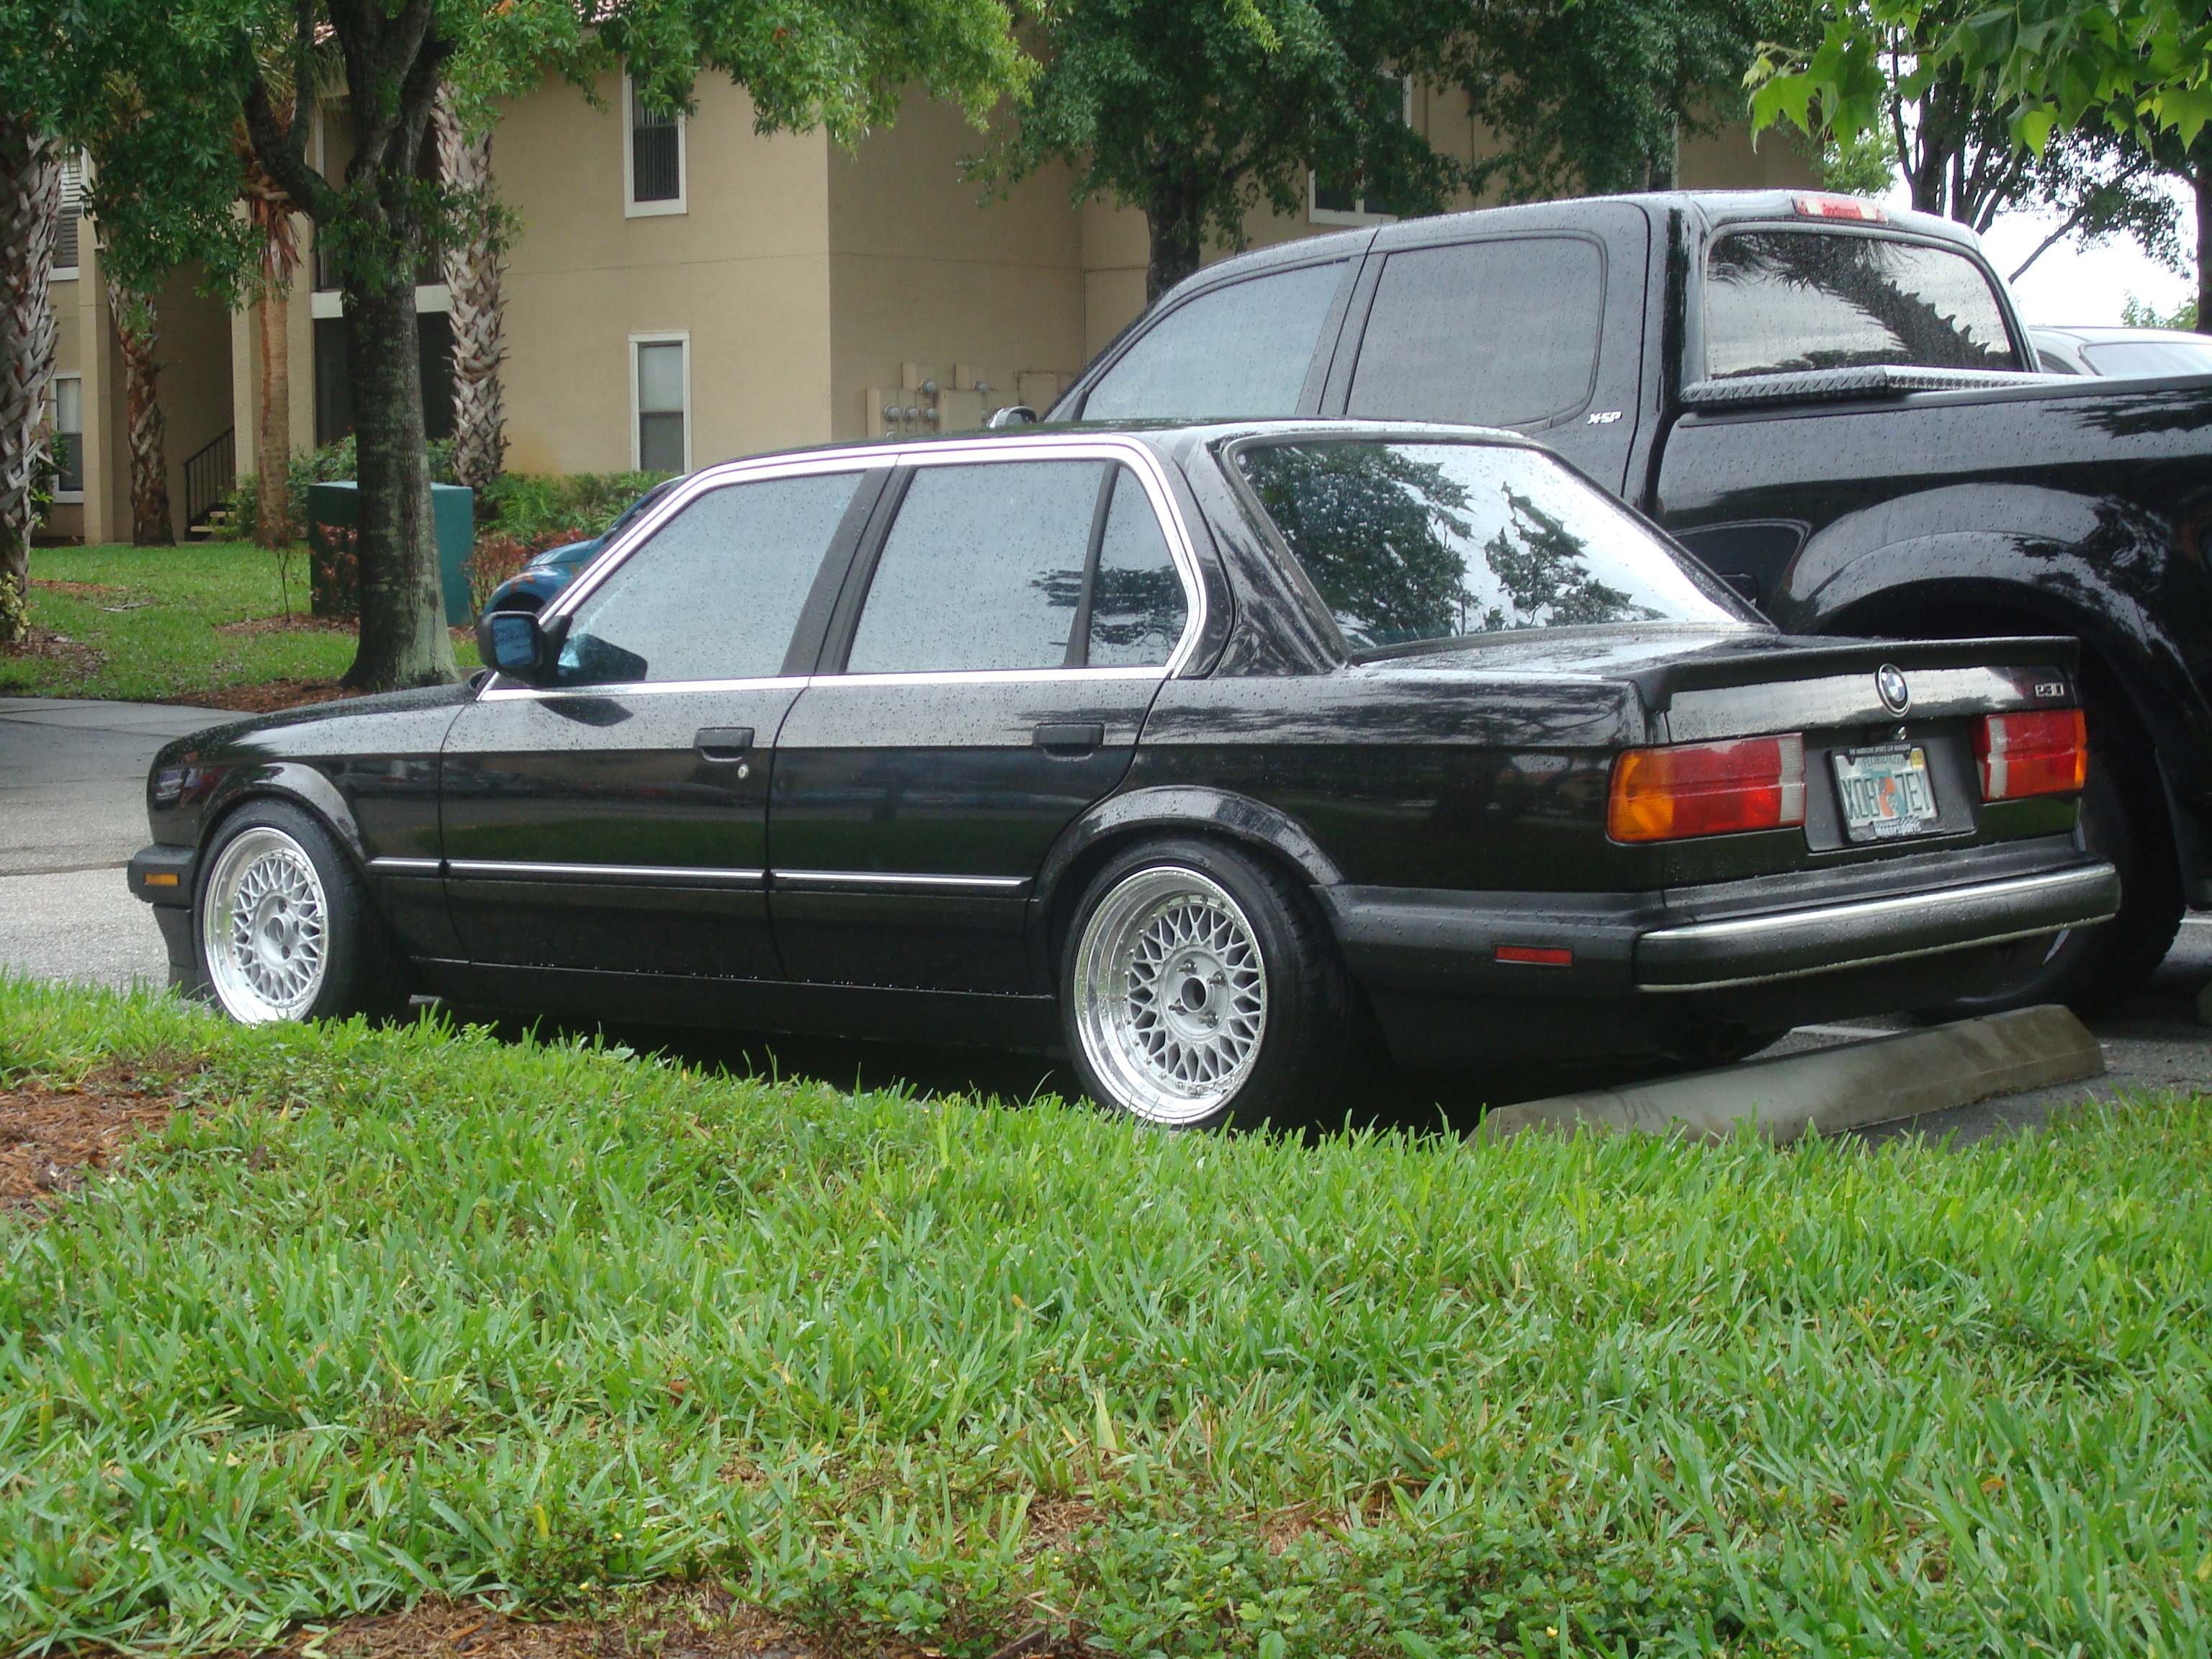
[1028,786,1344,985]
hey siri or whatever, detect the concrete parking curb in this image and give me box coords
[1483,1004,2104,1143]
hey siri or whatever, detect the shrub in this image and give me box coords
[220,436,462,545]
[477,468,668,547]
[462,535,533,613]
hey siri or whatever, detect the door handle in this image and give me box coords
[1034,722,1105,754]
[695,727,755,761]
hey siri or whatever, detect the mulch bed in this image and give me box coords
[186,678,367,713]
[30,578,132,598]
[0,622,106,679]
[0,1063,190,1218]
[214,613,355,637]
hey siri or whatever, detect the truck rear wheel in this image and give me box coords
[1920,705,2181,1017]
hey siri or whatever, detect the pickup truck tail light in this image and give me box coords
[1609,734,1806,842]
[1794,194,1887,222]
[1977,709,2087,800]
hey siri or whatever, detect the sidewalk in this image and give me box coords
[0,698,227,988]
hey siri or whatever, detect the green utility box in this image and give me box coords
[306,480,476,626]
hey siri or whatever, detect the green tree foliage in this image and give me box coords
[67,0,1028,689]
[982,0,1466,303]
[1429,0,1789,199]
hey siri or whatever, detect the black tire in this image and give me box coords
[194,799,410,1025]
[1917,706,2182,1018]
[1061,837,1357,1131]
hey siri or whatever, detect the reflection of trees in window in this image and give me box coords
[1242,444,1473,647]
[1091,566,1184,657]
[1708,232,2013,376]
[1478,487,1658,631]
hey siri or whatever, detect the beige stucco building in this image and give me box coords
[45,75,1815,545]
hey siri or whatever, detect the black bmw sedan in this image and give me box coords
[130,422,2116,1130]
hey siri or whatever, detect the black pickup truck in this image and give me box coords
[1047,190,2212,1010]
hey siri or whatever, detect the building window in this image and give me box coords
[50,375,84,500]
[313,314,459,448]
[633,335,689,473]
[1309,78,1413,226]
[54,156,84,277]
[626,75,685,215]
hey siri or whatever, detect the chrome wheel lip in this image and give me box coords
[1072,865,1268,1126]
[199,826,331,1023]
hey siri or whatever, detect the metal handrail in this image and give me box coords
[182,426,235,529]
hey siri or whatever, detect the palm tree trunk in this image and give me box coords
[0,113,60,642]
[107,276,176,547]
[254,287,293,546]
[435,88,507,491]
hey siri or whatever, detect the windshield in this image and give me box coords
[1234,439,1751,652]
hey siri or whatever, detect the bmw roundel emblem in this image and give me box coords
[1876,663,1911,716]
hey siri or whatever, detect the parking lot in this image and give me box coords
[6,695,2210,1135]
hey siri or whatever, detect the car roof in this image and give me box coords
[683,418,1545,478]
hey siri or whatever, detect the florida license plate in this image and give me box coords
[1833,745,1939,842]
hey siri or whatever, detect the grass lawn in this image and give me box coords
[1,543,477,706]
[3,980,2209,1657]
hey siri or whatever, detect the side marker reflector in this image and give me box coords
[1497,945,1573,966]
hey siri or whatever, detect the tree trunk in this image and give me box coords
[341,274,454,688]
[1144,161,1205,305]
[0,114,60,641]
[255,288,293,546]
[107,277,176,547]
[435,89,506,491]
[2197,145,2210,335]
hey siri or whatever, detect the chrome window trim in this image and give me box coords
[477,673,808,703]
[824,665,1169,691]
[444,859,766,888]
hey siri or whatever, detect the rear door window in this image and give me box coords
[1703,230,2020,379]
[1346,237,1606,428]
[1079,261,1346,420]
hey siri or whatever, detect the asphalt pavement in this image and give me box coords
[4,696,2209,1136]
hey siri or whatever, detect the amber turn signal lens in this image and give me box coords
[1977,709,2087,801]
[1609,734,1807,843]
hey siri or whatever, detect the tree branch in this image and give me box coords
[239,33,336,220]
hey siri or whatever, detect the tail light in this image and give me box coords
[1794,194,1887,222]
[1609,734,1806,842]
[1977,709,2087,800]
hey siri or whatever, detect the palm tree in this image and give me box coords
[238,125,301,549]
[0,109,60,643]
[433,86,506,491]
[105,273,174,544]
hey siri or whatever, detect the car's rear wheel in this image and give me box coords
[1063,839,1355,1131]
[196,801,408,1025]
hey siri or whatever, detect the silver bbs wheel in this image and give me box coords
[1072,866,1269,1125]
[200,826,331,1022]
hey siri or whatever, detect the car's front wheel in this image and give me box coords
[195,801,408,1024]
[1062,838,1354,1131]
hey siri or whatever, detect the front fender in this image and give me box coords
[196,761,369,871]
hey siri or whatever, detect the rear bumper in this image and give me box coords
[1634,863,2117,991]
[1320,837,2117,1065]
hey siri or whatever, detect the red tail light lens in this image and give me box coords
[1608,734,1807,842]
[1977,709,2087,800]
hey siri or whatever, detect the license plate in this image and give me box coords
[1832,745,1939,842]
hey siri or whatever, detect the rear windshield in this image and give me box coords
[1234,439,1749,652]
[2082,337,2212,377]
[1704,230,2020,379]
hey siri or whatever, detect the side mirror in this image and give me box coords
[475,608,565,685]
[986,405,1038,429]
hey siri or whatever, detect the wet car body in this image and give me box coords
[132,421,2115,1114]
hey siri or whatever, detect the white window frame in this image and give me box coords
[53,155,84,280]
[630,331,691,474]
[49,374,84,503]
[624,73,688,217]
[1308,78,1414,227]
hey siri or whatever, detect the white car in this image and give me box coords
[2030,324,2212,378]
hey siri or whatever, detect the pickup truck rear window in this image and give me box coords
[1704,230,2019,379]
[1235,439,1747,651]
[1081,261,1346,420]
